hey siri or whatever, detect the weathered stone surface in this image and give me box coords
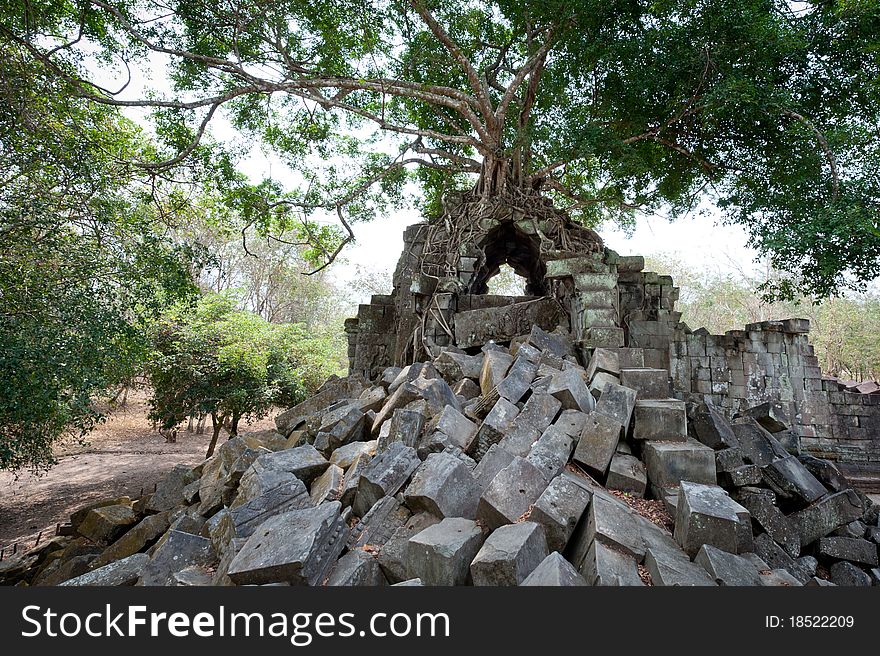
[744,401,790,433]
[759,569,803,586]
[60,553,149,587]
[606,453,647,497]
[76,504,137,544]
[371,382,421,435]
[455,300,566,349]
[529,474,592,552]
[310,464,345,505]
[479,350,514,396]
[716,447,745,473]
[275,375,366,435]
[552,410,589,441]
[692,404,739,449]
[412,376,460,416]
[731,418,788,467]
[799,455,851,493]
[315,406,367,455]
[378,407,426,452]
[353,442,421,517]
[140,530,216,586]
[330,440,376,469]
[519,392,563,434]
[431,405,478,452]
[477,457,549,530]
[619,368,669,399]
[348,495,410,551]
[527,325,573,358]
[789,490,865,546]
[734,487,800,558]
[830,561,871,587]
[644,547,716,586]
[753,533,810,583]
[573,412,621,474]
[434,350,484,382]
[594,383,637,429]
[92,513,170,568]
[147,464,194,513]
[816,537,878,566]
[497,423,541,457]
[496,356,539,403]
[674,482,752,557]
[583,540,645,587]
[404,452,481,519]
[170,566,213,586]
[720,465,763,488]
[377,512,439,583]
[695,544,762,586]
[356,386,388,414]
[406,518,485,585]
[253,444,330,486]
[520,551,587,586]
[527,425,575,481]
[547,368,595,413]
[472,444,516,491]
[471,522,549,586]
[588,372,620,399]
[327,550,388,586]
[762,456,827,505]
[452,378,481,400]
[472,397,520,456]
[586,348,620,383]
[392,578,424,586]
[388,362,438,394]
[632,399,687,442]
[580,492,646,560]
[227,503,347,585]
[643,439,716,491]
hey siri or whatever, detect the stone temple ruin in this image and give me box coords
[3,197,879,587]
[346,193,880,487]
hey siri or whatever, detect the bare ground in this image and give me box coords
[0,391,278,552]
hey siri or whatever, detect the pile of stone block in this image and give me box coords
[2,327,877,588]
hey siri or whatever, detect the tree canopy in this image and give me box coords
[4,0,879,296]
[148,292,343,457]
[0,44,199,471]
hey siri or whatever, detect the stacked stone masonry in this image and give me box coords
[347,211,879,482]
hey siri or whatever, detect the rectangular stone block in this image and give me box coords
[643,438,716,490]
[478,457,549,530]
[353,442,421,517]
[529,473,592,552]
[227,503,346,586]
[594,383,637,429]
[619,368,671,399]
[674,482,752,557]
[573,412,621,475]
[632,399,687,441]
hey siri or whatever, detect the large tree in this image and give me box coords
[3,0,879,297]
[0,43,199,470]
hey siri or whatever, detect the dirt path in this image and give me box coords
[0,392,278,551]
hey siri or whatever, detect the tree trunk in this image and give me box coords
[475,153,510,197]
[230,411,241,437]
[205,411,224,459]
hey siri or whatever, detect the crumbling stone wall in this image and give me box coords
[346,211,879,478]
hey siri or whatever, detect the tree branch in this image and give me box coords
[779,108,840,200]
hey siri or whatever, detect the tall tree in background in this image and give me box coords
[4,0,879,296]
[0,45,199,471]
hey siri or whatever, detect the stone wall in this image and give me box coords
[346,215,879,480]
